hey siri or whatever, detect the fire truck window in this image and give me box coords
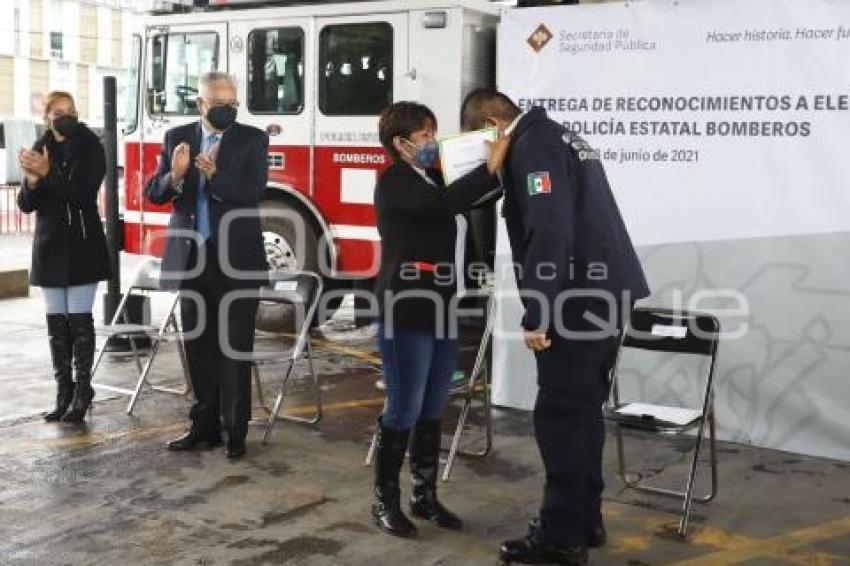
[319,23,393,116]
[247,27,305,114]
[148,32,219,115]
[125,35,142,134]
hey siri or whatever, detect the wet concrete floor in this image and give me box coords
[0,248,848,565]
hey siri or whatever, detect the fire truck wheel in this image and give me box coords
[256,200,320,332]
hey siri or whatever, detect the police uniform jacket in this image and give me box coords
[502,106,650,331]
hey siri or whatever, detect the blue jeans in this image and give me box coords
[42,284,99,315]
[378,322,460,431]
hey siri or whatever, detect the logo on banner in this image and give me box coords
[527,172,552,195]
[527,24,554,53]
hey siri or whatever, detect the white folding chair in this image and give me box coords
[91,258,191,415]
[249,270,323,444]
[604,307,721,537]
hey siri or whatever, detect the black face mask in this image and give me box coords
[53,115,79,137]
[205,104,237,131]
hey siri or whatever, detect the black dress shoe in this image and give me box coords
[499,535,588,565]
[167,431,222,451]
[528,517,607,549]
[225,439,246,459]
[587,523,607,548]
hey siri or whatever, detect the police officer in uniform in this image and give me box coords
[461,89,650,565]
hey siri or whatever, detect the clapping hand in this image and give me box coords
[523,330,552,351]
[170,142,190,184]
[195,152,217,180]
[19,147,50,185]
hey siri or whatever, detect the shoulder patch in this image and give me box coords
[562,131,600,161]
[527,172,552,195]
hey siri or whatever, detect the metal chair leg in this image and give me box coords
[253,362,269,413]
[126,336,164,415]
[615,415,717,538]
[442,391,474,481]
[442,362,489,480]
[441,297,495,481]
[365,430,378,466]
[91,336,109,377]
[466,364,493,458]
[365,399,386,466]
[307,340,323,422]
[707,409,718,501]
[691,407,718,504]
[149,317,192,396]
[253,342,322,432]
[678,418,709,537]
[92,333,142,397]
[262,361,296,444]
[480,364,494,455]
[275,342,322,425]
[614,423,632,486]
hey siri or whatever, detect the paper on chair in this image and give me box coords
[615,402,702,426]
[273,281,298,292]
[438,128,497,186]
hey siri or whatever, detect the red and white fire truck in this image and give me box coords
[122,0,500,323]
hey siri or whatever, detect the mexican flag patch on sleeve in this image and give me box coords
[526,171,552,195]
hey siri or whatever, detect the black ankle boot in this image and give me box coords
[45,314,75,422]
[409,418,462,530]
[372,422,416,538]
[62,313,96,424]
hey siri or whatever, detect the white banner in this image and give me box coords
[493,0,850,461]
[498,0,850,247]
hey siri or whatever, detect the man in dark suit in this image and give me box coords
[461,89,650,565]
[146,71,269,459]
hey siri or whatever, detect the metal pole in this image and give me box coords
[102,76,121,325]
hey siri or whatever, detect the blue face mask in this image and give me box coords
[405,139,439,169]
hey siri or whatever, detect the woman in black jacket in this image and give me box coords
[371,101,509,538]
[17,91,111,424]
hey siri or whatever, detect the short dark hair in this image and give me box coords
[379,102,438,162]
[460,88,520,131]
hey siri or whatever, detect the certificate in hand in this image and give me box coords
[438,128,497,186]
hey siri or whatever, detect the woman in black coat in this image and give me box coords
[17,91,111,424]
[370,101,509,538]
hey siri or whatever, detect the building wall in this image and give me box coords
[1,0,135,126]
[111,8,122,69]
[81,4,98,65]
[30,0,44,60]
[29,59,49,116]
[0,4,16,56]
[0,57,14,116]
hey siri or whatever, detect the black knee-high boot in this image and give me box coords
[62,313,96,423]
[44,314,75,422]
[409,418,462,530]
[372,421,416,538]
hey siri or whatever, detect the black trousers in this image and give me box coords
[180,242,259,442]
[533,302,622,546]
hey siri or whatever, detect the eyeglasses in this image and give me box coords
[207,101,240,109]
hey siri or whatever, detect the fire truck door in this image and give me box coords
[143,22,229,141]
[312,13,408,273]
[228,18,312,195]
